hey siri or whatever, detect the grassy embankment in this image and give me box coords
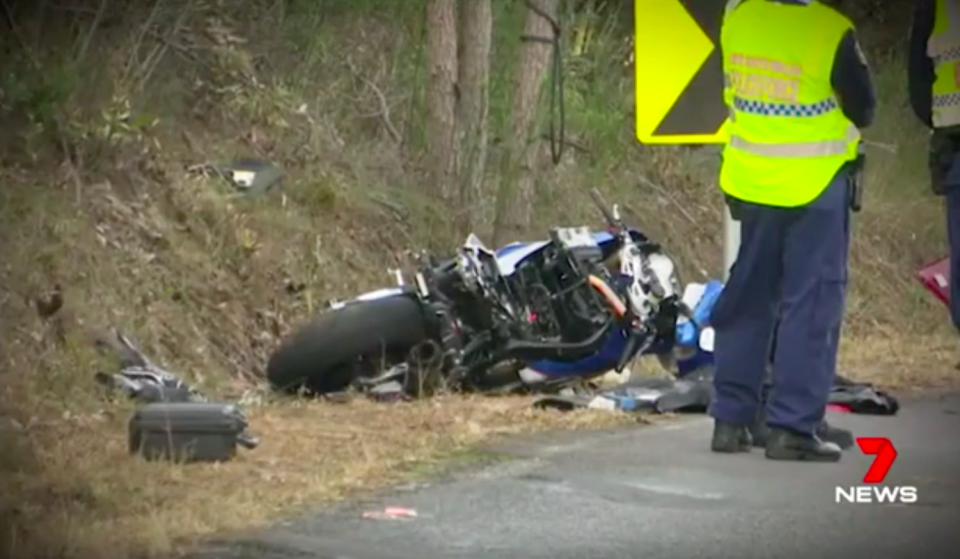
[0,2,952,558]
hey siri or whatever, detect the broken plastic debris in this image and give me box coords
[585,395,617,411]
[231,169,256,188]
[361,506,418,520]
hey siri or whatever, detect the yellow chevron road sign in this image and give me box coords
[634,0,728,144]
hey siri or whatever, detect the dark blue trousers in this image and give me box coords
[945,153,960,331]
[711,171,850,435]
[946,191,960,331]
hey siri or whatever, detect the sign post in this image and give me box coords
[634,0,737,279]
[722,205,739,280]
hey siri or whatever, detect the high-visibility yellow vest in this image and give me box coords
[720,0,860,207]
[930,0,960,128]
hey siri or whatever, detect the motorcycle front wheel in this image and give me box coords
[266,295,431,394]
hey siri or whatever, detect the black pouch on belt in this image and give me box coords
[848,143,866,212]
[929,130,960,196]
[724,194,746,221]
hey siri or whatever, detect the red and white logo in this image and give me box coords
[834,437,918,504]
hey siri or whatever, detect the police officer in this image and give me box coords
[710,0,875,462]
[909,0,960,339]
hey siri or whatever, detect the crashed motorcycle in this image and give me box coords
[266,189,720,396]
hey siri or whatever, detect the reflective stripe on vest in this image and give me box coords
[933,93,960,126]
[930,0,960,128]
[728,97,859,157]
[723,97,858,159]
[928,0,960,59]
[719,1,858,208]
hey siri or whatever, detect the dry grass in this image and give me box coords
[0,394,636,559]
[840,333,959,390]
[0,2,958,559]
[3,337,950,559]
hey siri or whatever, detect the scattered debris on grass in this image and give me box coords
[0,393,638,559]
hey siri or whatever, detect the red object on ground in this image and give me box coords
[826,404,852,413]
[917,256,951,307]
[361,506,418,520]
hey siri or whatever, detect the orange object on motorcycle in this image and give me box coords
[587,275,627,317]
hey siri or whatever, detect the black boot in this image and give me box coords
[749,415,770,447]
[711,421,752,453]
[750,380,773,447]
[817,421,854,450]
[764,427,842,462]
[751,417,853,450]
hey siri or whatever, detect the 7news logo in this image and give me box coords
[834,437,918,504]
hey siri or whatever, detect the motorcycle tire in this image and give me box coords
[266,295,431,394]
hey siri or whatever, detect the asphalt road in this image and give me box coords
[196,393,960,559]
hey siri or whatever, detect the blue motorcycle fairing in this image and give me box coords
[524,285,717,379]
[339,228,717,383]
[675,280,723,347]
[671,279,722,377]
[494,229,716,381]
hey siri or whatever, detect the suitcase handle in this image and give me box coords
[238,432,260,449]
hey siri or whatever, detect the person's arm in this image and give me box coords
[831,29,876,129]
[908,0,936,128]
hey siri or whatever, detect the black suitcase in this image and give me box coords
[129,402,257,463]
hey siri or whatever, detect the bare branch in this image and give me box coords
[74,0,107,64]
[344,58,403,145]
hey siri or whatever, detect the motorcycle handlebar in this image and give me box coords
[589,188,619,229]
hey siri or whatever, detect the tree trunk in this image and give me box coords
[492,0,558,245]
[424,0,459,203]
[455,0,493,235]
